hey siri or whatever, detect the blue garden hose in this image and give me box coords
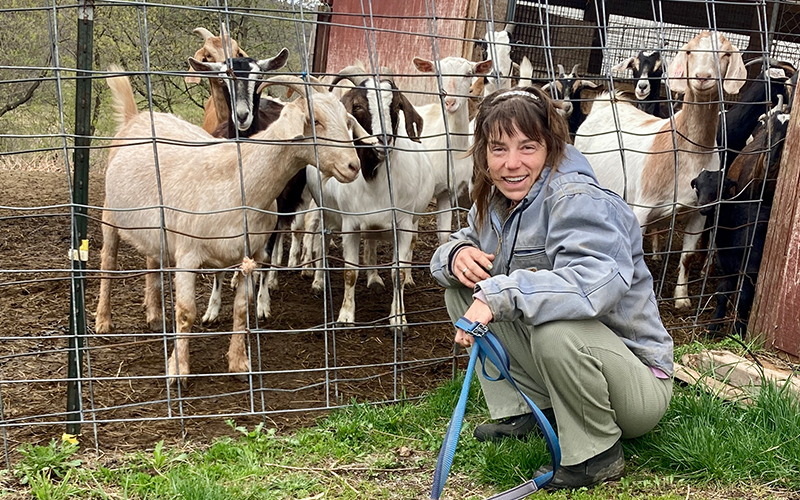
[430,317,561,500]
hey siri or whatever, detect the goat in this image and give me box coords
[191,53,312,325]
[612,50,666,117]
[691,169,772,336]
[717,57,795,169]
[574,31,747,310]
[476,23,517,96]
[304,67,433,329]
[96,65,372,383]
[727,107,790,206]
[542,64,602,140]
[185,26,248,134]
[413,55,493,244]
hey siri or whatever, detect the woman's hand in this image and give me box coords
[454,298,494,348]
[453,247,495,288]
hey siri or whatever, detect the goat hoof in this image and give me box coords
[201,311,219,324]
[367,275,385,289]
[94,319,113,334]
[147,317,164,332]
[674,298,692,310]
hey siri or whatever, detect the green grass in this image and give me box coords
[5,355,800,499]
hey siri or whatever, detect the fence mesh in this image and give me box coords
[0,0,796,467]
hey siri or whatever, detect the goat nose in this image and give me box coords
[444,96,458,111]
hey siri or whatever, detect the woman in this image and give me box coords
[430,86,673,490]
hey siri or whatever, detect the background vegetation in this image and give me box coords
[0,0,320,169]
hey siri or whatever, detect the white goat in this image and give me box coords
[413,56,493,245]
[480,24,516,95]
[574,31,746,309]
[95,66,371,383]
[306,71,434,329]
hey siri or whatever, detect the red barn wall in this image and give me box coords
[321,0,475,106]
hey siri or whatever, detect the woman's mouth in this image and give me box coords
[503,175,528,184]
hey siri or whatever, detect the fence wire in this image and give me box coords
[0,0,796,467]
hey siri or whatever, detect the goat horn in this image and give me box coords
[192,27,214,40]
[503,22,516,35]
[570,63,580,76]
[744,55,784,68]
[220,24,229,38]
[330,65,369,88]
[557,64,566,77]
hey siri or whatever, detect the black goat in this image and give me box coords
[691,170,771,337]
[727,109,791,205]
[613,50,666,117]
[717,58,795,169]
[542,64,602,140]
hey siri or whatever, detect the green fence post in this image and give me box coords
[67,0,94,437]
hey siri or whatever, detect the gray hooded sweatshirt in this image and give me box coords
[430,145,674,376]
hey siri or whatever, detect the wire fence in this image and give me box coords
[0,0,796,467]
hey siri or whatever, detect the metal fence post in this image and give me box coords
[67,0,94,437]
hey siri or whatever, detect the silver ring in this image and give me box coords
[462,266,469,275]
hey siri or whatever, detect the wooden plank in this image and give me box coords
[749,79,800,357]
[681,350,800,400]
[674,361,752,406]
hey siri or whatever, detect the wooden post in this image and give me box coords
[748,81,800,358]
[461,0,480,60]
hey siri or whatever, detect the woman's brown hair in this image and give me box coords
[469,86,570,228]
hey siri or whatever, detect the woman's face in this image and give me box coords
[486,124,548,203]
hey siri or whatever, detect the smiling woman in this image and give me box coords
[429,86,675,491]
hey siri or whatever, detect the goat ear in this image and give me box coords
[473,59,493,76]
[185,49,206,84]
[723,46,747,95]
[612,56,636,73]
[399,94,424,142]
[348,114,378,146]
[258,47,290,74]
[188,57,225,75]
[413,57,435,73]
[667,51,688,94]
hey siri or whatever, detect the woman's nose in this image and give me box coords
[505,150,521,169]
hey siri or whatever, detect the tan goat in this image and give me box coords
[96,66,372,384]
[574,30,746,310]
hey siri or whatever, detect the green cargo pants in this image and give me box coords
[445,286,673,466]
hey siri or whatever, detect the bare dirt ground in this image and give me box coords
[0,161,751,465]
[0,165,462,459]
